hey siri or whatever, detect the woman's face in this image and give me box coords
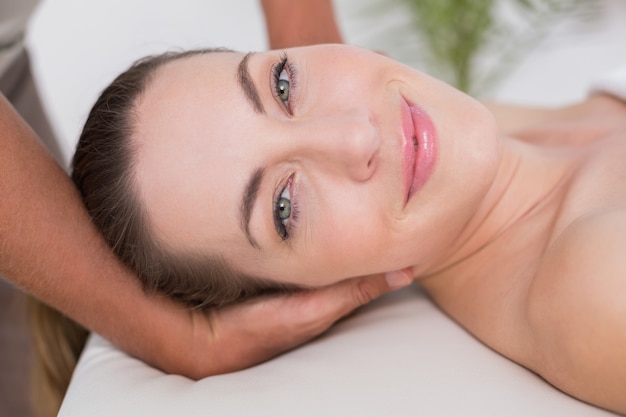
[134,44,499,286]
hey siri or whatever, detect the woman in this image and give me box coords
[71,45,625,414]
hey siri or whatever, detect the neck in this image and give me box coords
[418,136,574,278]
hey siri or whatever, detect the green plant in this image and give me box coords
[395,0,599,95]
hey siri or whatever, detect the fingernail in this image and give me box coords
[385,269,413,290]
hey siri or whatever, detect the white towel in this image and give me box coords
[590,65,626,102]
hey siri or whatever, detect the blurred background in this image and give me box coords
[1,0,626,415]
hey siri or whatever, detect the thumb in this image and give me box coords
[384,268,414,290]
[337,268,414,315]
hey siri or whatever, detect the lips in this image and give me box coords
[401,98,437,204]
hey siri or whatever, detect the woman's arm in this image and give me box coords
[0,94,410,378]
[261,0,343,49]
[484,94,626,146]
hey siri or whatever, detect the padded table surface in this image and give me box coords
[58,286,618,417]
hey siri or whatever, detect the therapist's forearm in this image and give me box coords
[261,0,343,49]
[0,94,197,375]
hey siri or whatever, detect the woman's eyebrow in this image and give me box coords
[237,52,265,114]
[241,167,265,249]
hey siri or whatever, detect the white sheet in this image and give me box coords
[59,286,618,417]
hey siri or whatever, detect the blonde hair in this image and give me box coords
[28,298,88,417]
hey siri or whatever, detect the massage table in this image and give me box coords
[25,0,626,415]
[58,286,618,416]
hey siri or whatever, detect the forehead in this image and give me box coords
[132,51,254,255]
[140,51,242,121]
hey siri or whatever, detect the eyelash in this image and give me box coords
[273,174,300,241]
[271,53,296,114]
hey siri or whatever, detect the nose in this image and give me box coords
[292,109,380,181]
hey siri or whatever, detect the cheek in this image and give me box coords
[427,86,499,186]
[309,62,386,112]
[311,195,392,278]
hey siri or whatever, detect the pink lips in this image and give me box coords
[401,98,437,203]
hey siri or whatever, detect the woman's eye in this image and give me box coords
[272,54,295,113]
[277,186,291,224]
[274,181,293,241]
[277,69,290,104]
[273,175,299,241]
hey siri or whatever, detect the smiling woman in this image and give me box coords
[57,44,626,414]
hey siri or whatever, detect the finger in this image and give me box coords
[344,268,414,313]
[384,268,414,290]
[301,268,414,329]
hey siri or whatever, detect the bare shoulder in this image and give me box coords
[528,209,626,414]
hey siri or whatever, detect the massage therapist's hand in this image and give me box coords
[184,270,413,378]
[260,0,343,49]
